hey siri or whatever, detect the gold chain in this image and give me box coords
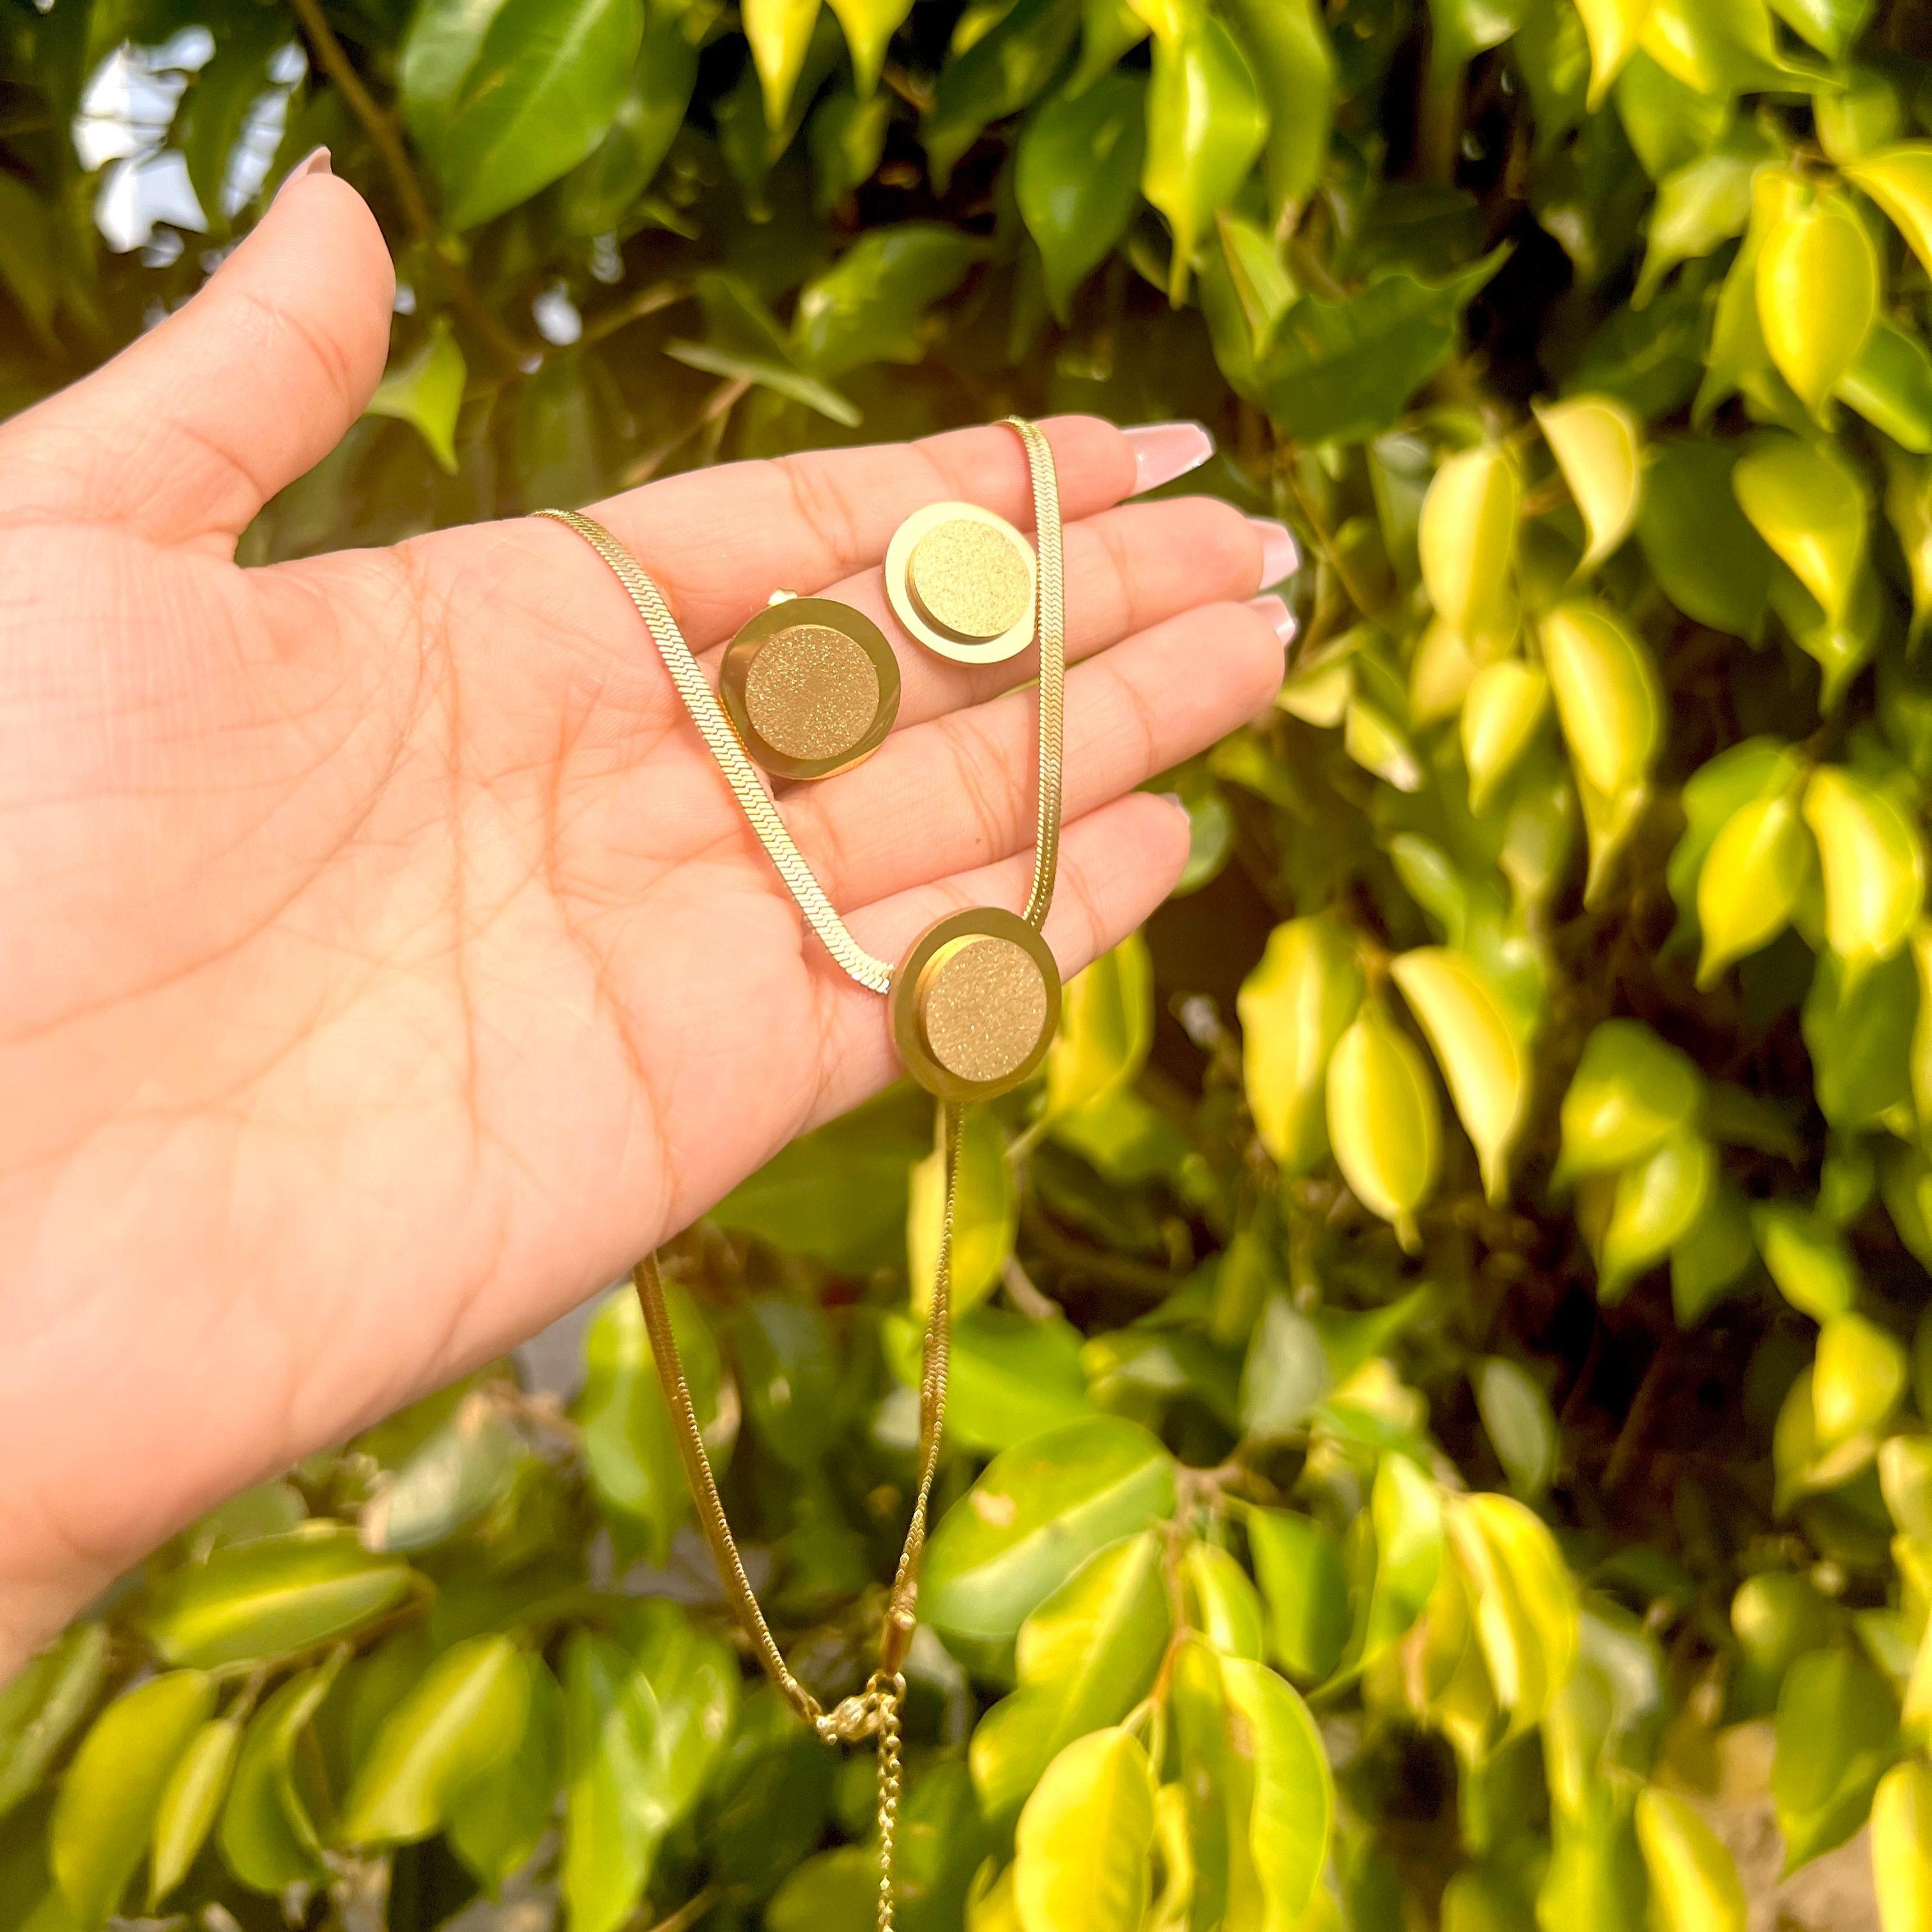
[546,421,1066,1929]
[533,505,897,993]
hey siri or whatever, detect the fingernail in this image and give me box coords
[1124,420,1215,494]
[1250,518,1301,589]
[1158,790,1189,815]
[273,147,332,203]
[1248,594,1298,645]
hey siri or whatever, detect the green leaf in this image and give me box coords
[1220,0,1334,218]
[1556,1019,1701,1182]
[556,10,702,236]
[809,88,893,212]
[574,1279,733,1565]
[1753,1202,1860,1322]
[705,1689,837,1903]
[363,320,466,476]
[1248,1508,1350,1680]
[1473,1358,1556,1499]
[1448,1492,1578,1733]
[1802,945,1915,1131]
[1016,73,1147,326]
[1804,766,1926,977]
[883,1306,1093,1453]
[1844,146,1932,282]
[175,6,291,235]
[1221,1655,1334,1925]
[713,1083,926,1272]
[339,1634,528,1845]
[1141,12,1268,304]
[923,1418,1177,1644]
[50,1672,212,1927]
[1872,1761,1932,1932]
[445,1655,564,1892]
[1733,433,1870,627]
[359,1383,525,1552]
[909,1102,1014,1318]
[1696,788,1810,986]
[1634,125,1767,307]
[1257,252,1506,445]
[923,0,1082,190]
[1837,319,1932,455]
[1671,1178,1756,1324]
[217,1652,346,1894]
[1764,0,1869,56]
[1238,915,1364,1176]
[0,1626,109,1824]
[147,1717,240,1910]
[399,0,517,158]
[1813,1310,1906,1451]
[791,223,984,376]
[970,1532,1170,1824]
[1597,1128,1715,1302]
[1014,1728,1157,1932]
[1045,933,1154,1124]
[744,0,822,128]
[1637,436,1775,639]
[137,1526,418,1669]
[736,1295,843,1471]
[433,0,645,229]
[1772,1646,1898,1870]
[1183,1543,1267,1661]
[1363,1453,1445,1660]
[1756,187,1879,421]
[1238,1294,1332,1439]
[561,1632,654,1932]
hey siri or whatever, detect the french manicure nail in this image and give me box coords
[1247,594,1298,646]
[1157,790,1190,814]
[1124,420,1215,494]
[273,147,332,203]
[1250,517,1301,590]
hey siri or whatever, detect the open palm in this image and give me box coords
[0,162,1287,1669]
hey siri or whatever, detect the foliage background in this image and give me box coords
[8,0,1932,1926]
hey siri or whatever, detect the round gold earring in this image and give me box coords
[889,907,1062,1101]
[885,502,1038,664]
[719,592,901,781]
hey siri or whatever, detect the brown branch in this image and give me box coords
[282,0,535,372]
[581,279,691,348]
[639,1887,719,1932]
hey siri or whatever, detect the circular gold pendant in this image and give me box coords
[885,503,1038,665]
[720,597,901,781]
[890,907,1061,1101]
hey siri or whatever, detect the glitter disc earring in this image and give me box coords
[718,591,901,781]
[885,501,1038,663]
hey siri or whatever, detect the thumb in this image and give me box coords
[1,151,395,551]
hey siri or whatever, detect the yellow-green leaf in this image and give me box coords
[1541,601,1662,798]
[52,1673,213,1928]
[1756,187,1880,420]
[1754,1202,1860,1322]
[1597,1128,1714,1301]
[1813,1311,1906,1451]
[1326,1004,1442,1251]
[1014,1728,1157,1932]
[1873,1759,1932,1932]
[1575,0,1652,102]
[743,0,822,128]
[1221,1656,1335,1924]
[1696,788,1811,985]
[1141,13,1269,303]
[910,1103,1014,1318]
[1462,661,1550,815]
[1634,1786,1747,1932]
[1733,434,1870,625]
[1845,145,1932,280]
[1449,1492,1578,1734]
[1803,767,1926,976]
[148,1717,240,1910]
[1534,394,1642,574]
[1558,1018,1701,1181]
[1420,445,1521,632]
[1390,947,1528,1204]
[363,321,466,475]
[1046,933,1154,1122]
[1238,916,1365,1174]
[825,0,913,95]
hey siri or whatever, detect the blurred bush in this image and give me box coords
[7,0,1932,1926]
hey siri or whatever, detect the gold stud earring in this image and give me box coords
[885,502,1038,664]
[719,591,901,781]
[889,906,1062,1101]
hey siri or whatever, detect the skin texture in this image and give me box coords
[0,168,1285,1676]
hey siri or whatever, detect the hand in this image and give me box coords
[0,159,1291,1671]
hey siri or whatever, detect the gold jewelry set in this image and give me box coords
[535,418,1071,1928]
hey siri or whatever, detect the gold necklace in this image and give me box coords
[536,417,1068,1928]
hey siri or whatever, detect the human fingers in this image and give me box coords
[798,791,1192,1128]
[0,153,394,552]
[790,597,1285,910]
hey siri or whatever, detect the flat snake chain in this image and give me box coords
[540,420,1065,1931]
